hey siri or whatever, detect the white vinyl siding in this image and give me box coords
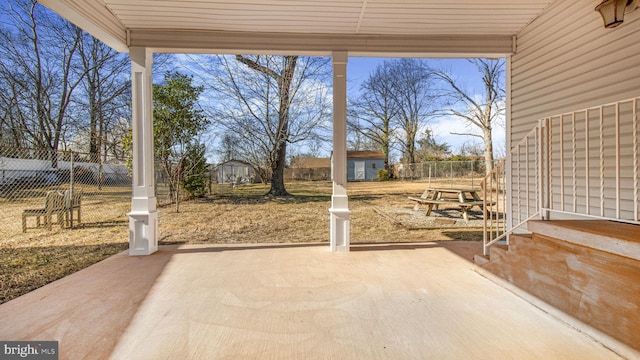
[511,2,640,143]
[510,1,640,223]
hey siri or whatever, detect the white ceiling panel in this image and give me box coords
[40,0,557,54]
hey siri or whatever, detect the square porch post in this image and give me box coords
[128,47,158,256]
[329,51,350,252]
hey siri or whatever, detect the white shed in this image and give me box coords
[216,160,253,184]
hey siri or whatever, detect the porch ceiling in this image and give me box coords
[39,0,555,56]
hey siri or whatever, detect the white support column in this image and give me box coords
[505,55,514,233]
[128,47,158,256]
[329,51,350,252]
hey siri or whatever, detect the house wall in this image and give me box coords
[510,1,640,223]
[347,158,384,181]
[512,2,640,138]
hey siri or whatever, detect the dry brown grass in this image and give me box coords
[1,179,483,304]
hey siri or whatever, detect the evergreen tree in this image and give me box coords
[182,142,208,198]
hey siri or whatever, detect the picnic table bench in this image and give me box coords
[21,189,82,232]
[408,187,489,221]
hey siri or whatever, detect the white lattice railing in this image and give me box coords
[483,96,640,256]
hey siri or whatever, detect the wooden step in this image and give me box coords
[484,244,509,266]
[475,240,520,267]
[473,254,489,266]
[474,244,511,269]
[528,220,640,261]
[505,234,531,252]
[481,220,640,351]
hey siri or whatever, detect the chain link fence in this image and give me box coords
[278,160,498,184]
[0,146,131,238]
[394,160,496,188]
[284,167,331,181]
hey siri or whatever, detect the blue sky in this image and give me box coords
[346,57,506,158]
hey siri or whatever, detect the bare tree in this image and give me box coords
[388,59,438,164]
[210,55,331,196]
[219,132,240,163]
[435,58,505,175]
[348,62,398,171]
[415,128,450,160]
[346,130,380,152]
[0,0,86,164]
[0,70,24,148]
[77,33,130,162]
[348,59,437,167]
[458,139,484,158]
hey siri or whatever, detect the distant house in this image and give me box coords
[347,151,385,181]
[290,157,331,169]
[286,157,331,181]
[216,160,253,184]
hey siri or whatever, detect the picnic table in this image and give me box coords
[408,187,486,221]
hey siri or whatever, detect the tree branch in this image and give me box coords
[235,55,280,81]
[451,132,483,139]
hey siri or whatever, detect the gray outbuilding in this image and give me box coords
[216,160,254,184]
[346,151,385,181]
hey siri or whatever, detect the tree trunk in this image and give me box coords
[404,120,418,164]
[383,148,390,177]
[89,84,99,162]
[483,127,494,176]
[405,135,416,164]
[268,140,288,196]
[266,56,297,197]
[382,123,391,176]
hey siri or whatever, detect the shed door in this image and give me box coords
[354,161,365,180]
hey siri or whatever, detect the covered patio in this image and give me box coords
[15,0,640,357]
[0,242,626,359]
[38,0,537,254]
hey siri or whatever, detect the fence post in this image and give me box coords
[69,152,75,229]
[450,161,453,188]
[98,155,103,191]
[471,161,474,189]
[208,169,212,195]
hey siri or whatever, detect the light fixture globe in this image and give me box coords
[595,0,640,28]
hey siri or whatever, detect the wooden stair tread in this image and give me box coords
[528,220,640,261]
[539,220,639,242]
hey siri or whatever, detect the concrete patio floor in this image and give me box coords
[0,241,626,359]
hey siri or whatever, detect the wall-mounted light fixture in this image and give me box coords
[595,0,639,28]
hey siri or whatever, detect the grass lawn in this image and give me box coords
[0,180,484,304]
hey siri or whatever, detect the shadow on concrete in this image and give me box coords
[0,238,484,359]
[173,242,326,254]
[350,240,482,263]
[0,245,175,359]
